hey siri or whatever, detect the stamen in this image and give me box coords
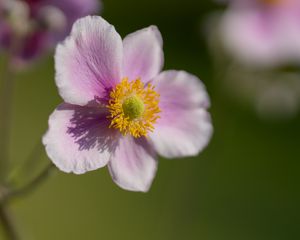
[107,78,160,138]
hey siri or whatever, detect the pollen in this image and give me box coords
[107,78,161,138]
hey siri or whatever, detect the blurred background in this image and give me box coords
[1,0,300,239]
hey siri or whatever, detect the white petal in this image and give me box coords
[123,26,164,83]
[55,16,123,105]
[150,70,213,158]
[108,136,157,192]
[43,103,119,174]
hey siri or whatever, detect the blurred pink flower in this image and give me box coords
[220,0,300,67]
[43,16,213,192]
[0,0,100,64]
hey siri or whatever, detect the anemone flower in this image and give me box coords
[0,0,100,65]
[219,0,300,67]
[43,16,213,192]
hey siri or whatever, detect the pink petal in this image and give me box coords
[108,136,157,192]
[43,103,119,174]
[220,9,279,66]
[42,0,101,43]
[149,70,213,158]
[275,9,300,63]
[123,26,164,83]
[55,16,123,106]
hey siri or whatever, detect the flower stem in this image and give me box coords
[0,203,19,240]
[0,158,54,240]
[4,163,55,202]
[0,58,15,182]
[0,163,54,239]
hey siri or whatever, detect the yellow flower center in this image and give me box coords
[107,78,160,138]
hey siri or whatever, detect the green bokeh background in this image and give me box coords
[1,0,300,239]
